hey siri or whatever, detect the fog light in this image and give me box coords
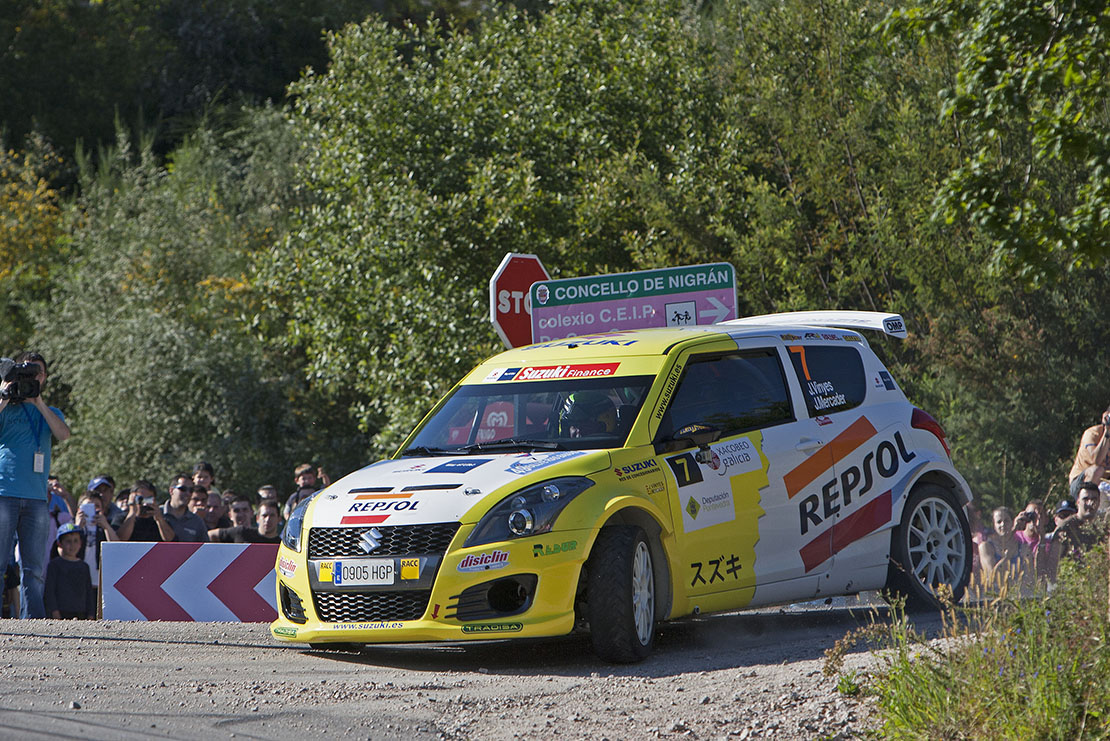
[508,509,534,536]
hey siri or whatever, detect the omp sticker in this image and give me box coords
[425,459,491,474]
[457,550,509,572]
[505,451,584,475]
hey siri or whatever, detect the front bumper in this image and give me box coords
[270,523,591,644]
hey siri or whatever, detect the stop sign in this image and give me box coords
[489,253,551,348]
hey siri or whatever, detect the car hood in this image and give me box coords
[306,450,605,528]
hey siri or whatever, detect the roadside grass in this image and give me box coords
[825,549,1110,739]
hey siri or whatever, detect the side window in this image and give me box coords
[785,345,866,417]
[658,350,793,439]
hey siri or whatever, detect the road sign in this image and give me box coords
[102,542,278,622]
[530,262,737,342]
[489,253,551,348]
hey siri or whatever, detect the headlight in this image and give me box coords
[281,497,314,552]
[464,477,594,547]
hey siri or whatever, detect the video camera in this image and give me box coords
[0,358,41,403]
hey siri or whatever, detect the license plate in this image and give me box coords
[319,559,395,586]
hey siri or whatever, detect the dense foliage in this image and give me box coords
[2,0,1108,501]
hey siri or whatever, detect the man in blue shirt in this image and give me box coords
[0,352,71,618]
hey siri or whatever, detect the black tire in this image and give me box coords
[587,526,657,663]
[886,484,972,611]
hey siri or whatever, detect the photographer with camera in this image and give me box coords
[115,480,175,542]
[0,352,71,618]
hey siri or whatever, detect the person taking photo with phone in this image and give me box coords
[0,351,71,618]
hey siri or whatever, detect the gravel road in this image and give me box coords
[0,597,929,740]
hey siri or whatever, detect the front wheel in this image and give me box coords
[886,484,972,610]
[587,526,657,663]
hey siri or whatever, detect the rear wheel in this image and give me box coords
[886,484,972,610]
[587,526,657,663]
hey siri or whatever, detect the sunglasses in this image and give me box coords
[232,506,252,513]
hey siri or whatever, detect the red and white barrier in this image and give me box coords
[101,542,278,622]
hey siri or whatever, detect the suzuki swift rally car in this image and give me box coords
[272,311,973,662]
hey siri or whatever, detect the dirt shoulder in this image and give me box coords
[0,602,918,740]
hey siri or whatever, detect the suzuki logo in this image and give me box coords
[359,527,384,554]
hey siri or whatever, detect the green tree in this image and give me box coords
[35,111,370,494]
[265,0,771,453]
[0,135,68,349]
[889,0,1110,282]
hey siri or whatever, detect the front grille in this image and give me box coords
[313,590,431,623]
[307,523,460,558]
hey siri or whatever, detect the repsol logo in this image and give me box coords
[798,431,916,535]
[347,500,419,513]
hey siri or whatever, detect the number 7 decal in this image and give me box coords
[788,345,811,381]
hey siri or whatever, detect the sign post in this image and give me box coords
[530,262,737,343]
[489,253,551,348]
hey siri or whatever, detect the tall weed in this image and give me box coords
[869,549,1110,739]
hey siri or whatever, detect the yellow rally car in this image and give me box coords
[272,311,973,662]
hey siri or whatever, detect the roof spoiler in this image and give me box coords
[720,311,908,339]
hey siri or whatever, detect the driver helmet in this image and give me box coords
[559,391,617,437]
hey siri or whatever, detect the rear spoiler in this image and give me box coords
[720,311,908,339]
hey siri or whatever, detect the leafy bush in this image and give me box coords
[867,553,1110,738]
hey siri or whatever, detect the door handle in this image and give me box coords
[795,438,823,453]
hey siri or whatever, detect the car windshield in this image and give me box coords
[405,376,655,454]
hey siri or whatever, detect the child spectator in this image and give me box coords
[44,523,95,619]
[257,484,279,506]
[284,464,330,519]
[43,476,74,580]
[192,461,220,497]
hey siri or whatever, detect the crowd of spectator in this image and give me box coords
[969,409,1110,594]
[2,460,328,619]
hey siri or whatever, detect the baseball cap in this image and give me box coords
[55,522,82,542]
[1055,499,1078,516]
[87,476,112,491]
